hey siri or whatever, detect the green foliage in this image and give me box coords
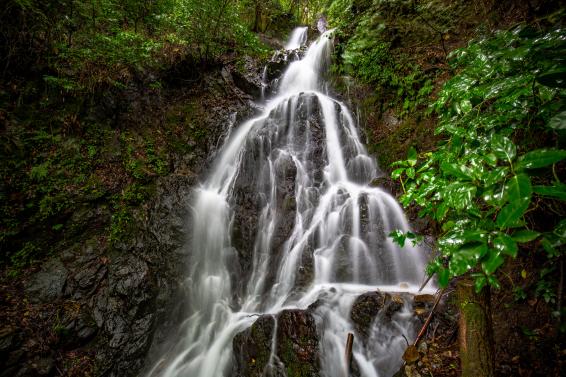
[327,0,434,116]
[390,27,566,292]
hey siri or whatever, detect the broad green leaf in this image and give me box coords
[392,168,405,179]
[493,233,518,258]
[482,249,504,275]
[516,149,566,170]
[450,243,488,275]
[483,185,506,207]
[474,275,487,293]
[483,167,509,187]
[438,268,449,288]
[511,230,540,243]
[548,111,566,130]
[533,183,566,201]
[462,230,488,243]
[506,174,532,203]
[435,202,449,221]
[487,275,501,290]
[461,99,472,113]
[406,167,416,179]
[496,197,530,227]
[407,147,417,166]
[491,135,516,162]
[444,182,477,210]
[441,161,472,180]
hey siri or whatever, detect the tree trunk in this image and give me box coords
[457,278,495,377]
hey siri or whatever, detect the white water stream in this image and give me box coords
[148,28,432,377]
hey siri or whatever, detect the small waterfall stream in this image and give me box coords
[148,28,433,377]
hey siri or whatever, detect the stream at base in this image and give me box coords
[147,27,433,377]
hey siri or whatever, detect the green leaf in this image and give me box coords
[548,111,566,130]
[533,183,566,201]
[493,233,518,258]
[541,237,560,258]
[516,149,566,170]
[506,174,532,203]
[391,168,405,179]
[441,161,472,180]
[406,167,416,179]
[496,198,530,228]
[495,175,532,227]
[444,182,477,210]
[474,274,487,293]
[438,267,449,288]
[450,243,488,275]
[491,135,516,162]
[511,230,540,243]
[482,249,504,275]
[460,99,472,113]
[407,147,417,166]
[487,274,501,290]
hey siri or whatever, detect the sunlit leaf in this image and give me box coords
[506,174,532,203]
[482,249,504,275]
[392,168,405,179]
[438,268,449,288]
[493,233,518,258]
[491,135,516,161]
[407,147,417,166]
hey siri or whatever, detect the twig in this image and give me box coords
[345,332,354,376]
[558,258,563,319]
[419,273,433,292]
[413,288,444,346]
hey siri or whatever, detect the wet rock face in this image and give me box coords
[233,309,320,377]
[3,65,258,376]
[350,291,406,343]
[263,47,306,96]
[231,93,327,296]
[26,259,68,304]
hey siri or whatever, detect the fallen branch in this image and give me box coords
[345,332,354,376]
[413,288,444,346]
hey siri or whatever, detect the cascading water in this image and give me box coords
[147,28,433,377]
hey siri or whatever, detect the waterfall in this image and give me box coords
[147,27,432,377]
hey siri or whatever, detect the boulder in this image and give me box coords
[233,309,320,377]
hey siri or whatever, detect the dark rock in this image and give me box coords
[32,357,55,376]
[0,326,19,354]
[233,309,320,377]
[350,291,388,341]
[350,291,406,343]
[26,259,68,304]
[231,66,262,98]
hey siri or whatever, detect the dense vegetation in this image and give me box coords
[392,27,566,295]
[1,0,330,271]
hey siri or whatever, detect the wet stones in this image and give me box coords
[25,259,68,304]
[350,291,406,343]
[233,309,320,377]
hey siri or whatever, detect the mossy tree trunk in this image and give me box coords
[457,277,495,377]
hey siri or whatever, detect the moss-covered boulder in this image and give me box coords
[233,309,320,377]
